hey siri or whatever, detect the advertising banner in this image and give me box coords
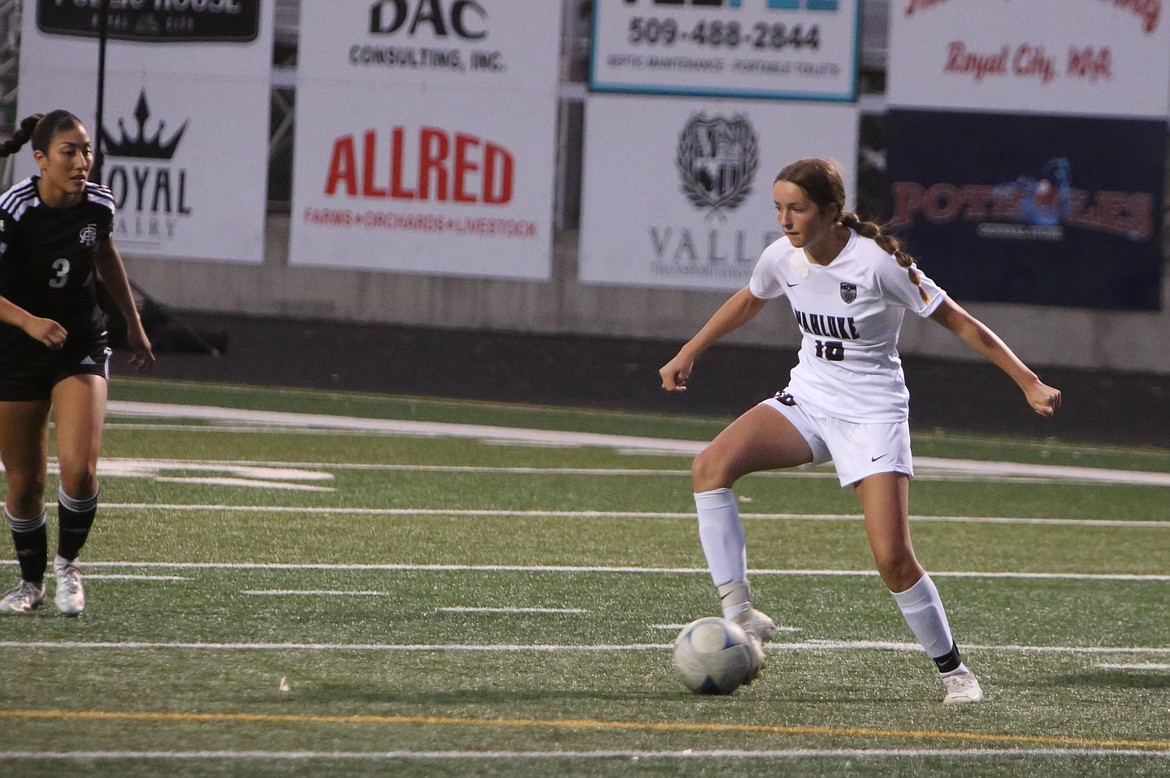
[579,93,859,290]
[888,0,1170,118]
[289,1,562,279]
[298,0,560,90]
[887,110,1164,311]
[34,0,263,43]
[288,81,556,279]
[590,0,861,101]
[16,0,274,263]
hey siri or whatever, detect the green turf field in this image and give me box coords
[1,378,1167,777]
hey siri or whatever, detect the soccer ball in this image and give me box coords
[671,616,762,695]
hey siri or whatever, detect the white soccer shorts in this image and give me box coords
[761,392,914,487]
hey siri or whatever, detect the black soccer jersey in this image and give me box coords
[0,176,115,351]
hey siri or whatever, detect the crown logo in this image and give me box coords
[102,90,187,160]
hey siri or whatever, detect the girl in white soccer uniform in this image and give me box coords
[660,158,1061,705]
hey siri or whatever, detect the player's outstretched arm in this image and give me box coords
[929,297,1061,416]
[660,287,767,392]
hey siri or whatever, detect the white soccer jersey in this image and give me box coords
[749,229,946,423]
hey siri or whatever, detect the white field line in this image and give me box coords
[103,409,1170,459]
[30,560,1170,582]
[154,477,334,492]
[86,456,1148,487]
[0,748,1166,761]
[1,639,1168,655]
[109,462,334,480]
[0,640,665,651]
[14,458,339,492]
[92,459,1167,487]
[99,503,1170,529]
[105,402,1170,488]
[36,452,1165,492]
[105,401,712,453]
[1095,663,1170,671]
[241,590,391,597]
[655,623,802,633]
[440,606,588,614]
[84,575,187,581]
[92,442,1149,485]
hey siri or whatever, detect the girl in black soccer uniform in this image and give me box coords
[0,110,153,615]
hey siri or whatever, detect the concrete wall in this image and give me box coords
[124,210,1170,376]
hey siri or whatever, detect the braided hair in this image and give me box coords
[0,110,85,158]
[775,157,929,303]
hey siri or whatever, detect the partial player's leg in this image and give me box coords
[691,403,815,645]
[48,374,108,616]
[0,399,52,613]
[693,402,816,492]
[856,472,983,704]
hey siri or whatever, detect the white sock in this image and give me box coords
[890,574,956,661]
[940,663,971,678]
[716,579,752,620]
[694,488,746,588]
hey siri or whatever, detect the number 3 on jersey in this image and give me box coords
[814,339,845,361]
[48,258,70,288]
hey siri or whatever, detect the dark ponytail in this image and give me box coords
[0,110,85,158]
[0,114,44,157]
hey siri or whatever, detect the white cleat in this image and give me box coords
[733,607,777,643]
[53,556,85,617]
[941,670,984,705]
[0,579,46,613]
[741,633,767,685]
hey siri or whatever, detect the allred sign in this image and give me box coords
[323,128,514,206]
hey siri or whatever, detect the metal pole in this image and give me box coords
[93,0,110,182]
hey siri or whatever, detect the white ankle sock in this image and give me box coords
[716,579,752,620]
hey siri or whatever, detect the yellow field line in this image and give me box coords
[1,709,1167,751]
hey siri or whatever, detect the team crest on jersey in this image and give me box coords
[79,224,98,247]
[676,113,759,216]
[840,283,857,304]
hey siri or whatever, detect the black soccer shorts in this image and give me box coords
[0,332,112,401]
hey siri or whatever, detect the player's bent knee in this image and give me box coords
[58,471,98,500]
[872,547,914,570]
[2,463,46,500]
[691,450,735,492]
[873,551,922,590]
[5,490,46,520]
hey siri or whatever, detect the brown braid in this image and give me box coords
[775,158,928,304]
[840,213,929,304]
